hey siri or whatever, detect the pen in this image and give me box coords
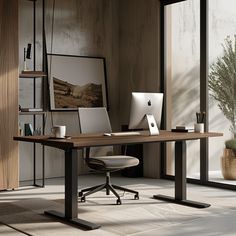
[201,111,205,123]
[196,112,200,123]
[196,111,206,123]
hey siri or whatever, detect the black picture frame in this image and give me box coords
[47,53,108,111]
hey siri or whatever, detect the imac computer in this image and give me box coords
[128,92,163,135]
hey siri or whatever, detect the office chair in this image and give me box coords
[78,107,139,205]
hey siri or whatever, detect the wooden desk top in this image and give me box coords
[14,130,223,150]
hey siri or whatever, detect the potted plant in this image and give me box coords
[209,35,236,180]
[221,139,236,179]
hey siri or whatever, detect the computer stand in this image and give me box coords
[146,114,159,135]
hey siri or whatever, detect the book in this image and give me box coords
[24,123,33,136]
[171,128,194,133]
[20,108,43,112]
[176,125,194,130]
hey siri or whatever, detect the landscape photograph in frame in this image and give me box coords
[47,54,108,110]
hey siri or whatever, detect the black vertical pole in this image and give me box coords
[42,113,45,187]
[160,1,166,178]
[33,0,36,186]
[41,0,45,187]
[42,0,45,109]
[200,0,209,183]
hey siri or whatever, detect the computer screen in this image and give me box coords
[128,92,163,135]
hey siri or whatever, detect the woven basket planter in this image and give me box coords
[221,148,236,180]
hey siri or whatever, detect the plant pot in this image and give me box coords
[221,148,236,180]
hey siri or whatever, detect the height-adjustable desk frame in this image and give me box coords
[14,130,222,230]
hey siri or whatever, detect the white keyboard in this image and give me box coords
[104,131,141,136]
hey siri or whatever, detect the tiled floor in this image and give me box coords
[0,174,236,235]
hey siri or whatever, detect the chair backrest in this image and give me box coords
[78,107,112,134]
[78,107,113,157]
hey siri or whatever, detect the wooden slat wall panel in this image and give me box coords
[0,0,19,190]
[119,0,161,178]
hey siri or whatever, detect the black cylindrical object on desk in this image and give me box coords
[121,125,143,177]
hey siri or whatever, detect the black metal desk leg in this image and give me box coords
[175,141,186,201]
[153,141,210,208]
[45,149,100,230]
[65,149,79,219]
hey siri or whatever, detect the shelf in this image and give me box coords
[19,111,47,115]
[19,71,47,78]
[20,0,46,188]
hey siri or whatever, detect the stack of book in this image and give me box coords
[171,125,194,132]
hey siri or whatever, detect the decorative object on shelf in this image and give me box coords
[19,123,23,136]
[33,128,42,136]
[209,36,236,179]
[47,54,108,111]
[23,43,32,71]
[24,123,33,136]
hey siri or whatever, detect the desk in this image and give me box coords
[14,130,222,230]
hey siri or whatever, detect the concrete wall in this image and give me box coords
[19,0,120,180]
[19,0,161,181]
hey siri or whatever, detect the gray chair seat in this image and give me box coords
[88,156,139,170]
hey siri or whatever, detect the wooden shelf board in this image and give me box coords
[19,71,47,78]
[19,111,47,115]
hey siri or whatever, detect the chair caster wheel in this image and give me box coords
[78,191,83,197]
[81,196,86,202]
[134,194,139,200]
[116,199,122,205]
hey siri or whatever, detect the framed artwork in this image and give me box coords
[47,54,108,111]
